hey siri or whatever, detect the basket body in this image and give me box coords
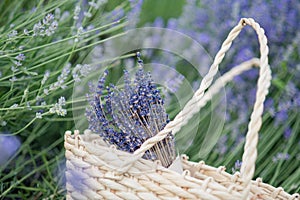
[65,131,298,200]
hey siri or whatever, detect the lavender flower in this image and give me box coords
[49,96,67,116]
[88,1,100,9]
[275,110,288,126]
[83,12,92,18]
[15,54,26,61]
[126,0,144,29]
[272,152,290,163]
[23,29,29,35]
[165,73,185,93]
[86,54,176,167]
[105,7,125,22]
[14,61,22,67]
[73,5,81,20]
[11,66,18,72]
[36,112,43,119]
[10,104,19,108]
[41,70,50,85]
[33,13,58,36]
[9,76,17,82]
[0,133,21,166]
[49,63,71,91]
[232,160,242,173]
[7,30,18,39]
[216,135,228,155]
[283,127,292,140]
[72,64,92,82]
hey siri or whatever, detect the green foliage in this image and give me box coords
[138,0,185,25]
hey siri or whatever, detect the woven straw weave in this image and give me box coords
[65,18,299,200]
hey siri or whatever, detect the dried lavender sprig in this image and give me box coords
[86,53,176,167]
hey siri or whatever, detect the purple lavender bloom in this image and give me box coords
[274,110,288,126]
[0,133,21,166]
[283,127,292,140]
[264,98,275,117]
[127,0,144,29]
[86,54,176,167]
[293,93,300,107]
[285,82,297,97]
[165,73,185,93]
[272,152,290,163]
[264,98,274,110]
[216,135,228,155]
[278,101,292,113]
[105,7,125,23]
[232,160,242,173]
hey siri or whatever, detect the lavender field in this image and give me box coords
[0,0,299,199]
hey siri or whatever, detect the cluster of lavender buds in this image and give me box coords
[33,13,58,37]
[85,54,176,167]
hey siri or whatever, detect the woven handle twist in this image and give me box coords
[191,57,260,112]
[132,18,271,198]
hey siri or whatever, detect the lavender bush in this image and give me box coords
[0,0,130,198]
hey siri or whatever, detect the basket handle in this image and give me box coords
[190,57,260,113]
[133,18,271,198]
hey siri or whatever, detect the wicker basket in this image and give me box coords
[65,18,300,200]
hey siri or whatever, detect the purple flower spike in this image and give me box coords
[283,127,292,140]
[86,54,176,167]
[0,133,21,166]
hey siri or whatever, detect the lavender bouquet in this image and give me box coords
[85,53,176,167]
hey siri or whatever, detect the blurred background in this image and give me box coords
[0,0,299,198]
